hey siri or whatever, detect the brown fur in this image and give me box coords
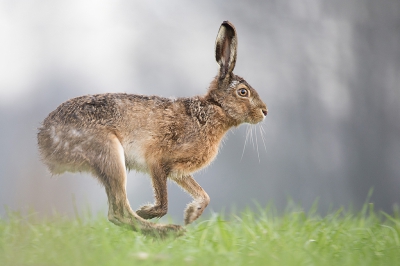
[37,21,268,238]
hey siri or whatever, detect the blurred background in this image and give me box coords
[1,0,399,222]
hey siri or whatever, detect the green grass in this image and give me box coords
[1,204,399,265]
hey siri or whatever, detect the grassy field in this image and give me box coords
[1,204,399,266]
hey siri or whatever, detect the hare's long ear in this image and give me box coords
[215,21,237,83]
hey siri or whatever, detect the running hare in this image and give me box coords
[38,21,268,237]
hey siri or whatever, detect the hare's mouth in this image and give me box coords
[247,114,265,124]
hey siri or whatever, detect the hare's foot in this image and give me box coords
[184,198,210,225]
[141,223,186,238]
[108,208,185,238]
[136,204,167,220]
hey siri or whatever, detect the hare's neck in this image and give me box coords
[203,95,239,129]
[198,97,237,143]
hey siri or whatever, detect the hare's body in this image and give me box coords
[39,92,231,178]
[38,21,267,237]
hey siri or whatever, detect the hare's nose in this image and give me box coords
[262,108,268,116]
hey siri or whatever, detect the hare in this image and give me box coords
[37,21,268,237]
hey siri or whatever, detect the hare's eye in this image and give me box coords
[237,88,248,97]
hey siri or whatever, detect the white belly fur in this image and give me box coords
[122,140,149,173]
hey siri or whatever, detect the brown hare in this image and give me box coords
[37,21,268,237]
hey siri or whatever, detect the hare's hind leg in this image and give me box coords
[174,175,210,225]
[93,134,184,237]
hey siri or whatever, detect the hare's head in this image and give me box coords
[208,21,268,125]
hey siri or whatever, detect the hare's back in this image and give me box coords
[41,93,171,127]
[43,93,128,127]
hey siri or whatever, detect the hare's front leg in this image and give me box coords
[94,135,183,237]
[136,164,169,219]
[174,175,210,225]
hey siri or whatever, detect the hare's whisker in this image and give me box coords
[255,126,260,163]
[259,125,268,153]
[260,124,267,135]
[241,125,251,160]
[250,126,255,150]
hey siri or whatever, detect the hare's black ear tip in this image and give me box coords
[221,21,236,33]
[222,20,234,28]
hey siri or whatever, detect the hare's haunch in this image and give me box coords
[37,21,268,238]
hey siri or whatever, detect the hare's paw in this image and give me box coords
[184,199,209,225]
[161,224,186,237]
[142,224,186,239]
[136,204,167,219]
